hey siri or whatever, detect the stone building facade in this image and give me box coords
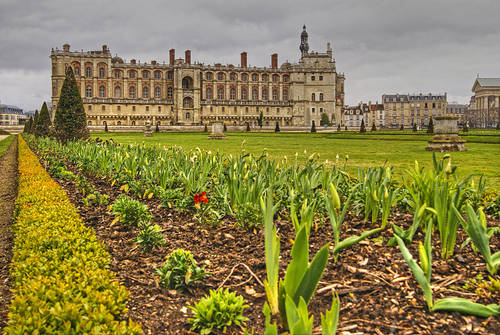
[0,104,23,126]
[382,93,447,129]
[446,103,467,127]
[50,26,345,129]
[468,78,500,128]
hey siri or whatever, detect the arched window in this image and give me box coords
[114,70,121,79]
[114,86,121,98]
[217,72,225,81]
[182,76,193,89]
[272,89,278,101]
[241,88,247,100]
[155,86,161,98]
[241,73,248,81]
[252,73,258,81]
[99,85,106,98]
[85,67,92,77]
[183,97,193,108]
[217,87,224,100]
[262,74,268,82]
[230,88,236,100]
[142,70,149,79]
[252,89,258,100]
[74,67,80,77]
[206,87,212,99]
[186,112,191,119]
[167,87,173,99]
[142,86,149,98]
[129,70,136,78]
[117,121,121,125]
[129,86,136,98]
[103,121,107,126]
[272,74,279,82]
[206,72,213,80]
[154,71,161,79]
[312,93,316,101]
[320,93,324,101]
[87,121,92,125]
[283,89,288,101]
[262,88,268,100]
[86,86,92,98]
[99,67,105,78]
[131,120,136,126]
[283,75,289,82]
[167,71,173,80]
[230,73,236,81]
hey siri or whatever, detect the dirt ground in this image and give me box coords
[0,137,17,332]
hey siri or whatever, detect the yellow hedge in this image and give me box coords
[6,136,142,334]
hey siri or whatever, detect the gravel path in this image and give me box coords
[0,136,17,331]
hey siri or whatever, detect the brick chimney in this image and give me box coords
[241,52,247,68]
[130,59,136,64]
[102,45,108,53]
[169,49,175,65]
[185,50,191,65]
[151,60,157,65]
[271,53,278,69]
[63,44,70,52]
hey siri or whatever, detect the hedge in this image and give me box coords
[5,136,141,334]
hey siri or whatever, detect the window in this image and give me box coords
[283,89,288,101]
[114,86,121,98]
[101,105,105,111]
[252,73,258,81]
[222,107,225,113]
[206,87,212,99]
[272,89,278,101]
[132,106,136,111]
[129,70,135,79]
[230,73,236,81]
[319,93,323,101]
[86,86,92,98]
[158,106,161,112]
[206,72,212,80]
[87,121,92,125]
[319,75,323,81]
[241,73,247,81]
[99,85,106,98]
[131,120,136,125]
[86,67,92,77]
[277,108,280,114]
[311,107,315,113]
[320,108,323,113]
[283,75,289,82]
[99,67,105,78]
[312,93,316,101]
[129,86,136,98]
[117,121,121,125]
[167,71,173,80]
[217,87,224,100]
[88,105,92,111]
[114,71,120,79]
[146,106,149,111]
[234,107,237,113]
[311,76,315,81]
[262,88,268,100]
[167,87,173,99]
[230,88,236,100]
[245,107,248,113]
[155,87,161,98]
[272,74,279,82]
[262,74,268,82]
[143,70,149,79]
[217,72,224,81]
[252,89,258,100]
[154,71,161,79]
[142,86,149,98]
[117,106,121,111]
[182,77,193,89]
[74,67,80,76]
[241,88,247,100]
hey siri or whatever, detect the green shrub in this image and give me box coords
[188,288,248,334]
[135,222,165,253]
[111,194,152,227]
[155,248,206,290]
[83,191,110,207]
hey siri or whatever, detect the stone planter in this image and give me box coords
[426,116,466,151]
[207,122,227,139]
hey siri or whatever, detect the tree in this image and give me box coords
[24,117,33,134]
[204,124,208,132]
[54,66,89,142]
[337,124,341,132]
[104,122,109,132]
[427,117,434,134]
[223,123,227,132]
[246,123,250,132]
[345,125,348,131]
[311,120,316,133]
[34,102,52,137]
[155,123,160,133]
[320,113,330,126]
[463,122,469,132]
[275,121,280,132]
[258,111,263,128]
[497,122,500,130]
[412,123,417,132]
[371,122,377,132]
[32,110,39,135]
[400,124,404,130]
[360,119,366,133]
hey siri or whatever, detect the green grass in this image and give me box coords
[0,135,14,159]
[92,131,500,189]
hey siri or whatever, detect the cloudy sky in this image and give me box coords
[1,0,499,111]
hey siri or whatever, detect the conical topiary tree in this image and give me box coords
[25,117,33,134]
[360,119,366,133]
[427,117,434,134]
[155,123,160,133]
[412,123,417,132]
[320,113,330,126]
[371,122,377,131]
[311,120,316,133]
[246,123,250,132]
[463,122,469,132]
[204,124,208,132]
[400,124,404,130]
[223,123,227,132]
[34,102,52,137]
[54,66,89,142]
[32,110,39,134]
[275,121,280,132]
[104,122,109,132]
[258,112,263,128]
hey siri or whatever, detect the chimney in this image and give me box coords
[185,50,191,65]
[102,45,108,53]
[271,53,278,69]
[169,49,175,65]
[151,60,157,65]
[63,44,70,52]
[241,52,247,68]
[131,59,136,64]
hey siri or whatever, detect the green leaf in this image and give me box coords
[321,292,340,335]
[333,227,383,257]
[431,298,500,317]
[293,242,329,305]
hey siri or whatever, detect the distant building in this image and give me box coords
[468,78,500,128]
[382,93,447,129]
[0,104,23,126]
[342,101,384,130]
[446,103,467,126]
[368,101,384,127]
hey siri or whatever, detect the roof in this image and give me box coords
[473,78,500,91]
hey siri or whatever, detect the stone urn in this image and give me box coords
[426,116,466,151]
[207,122,227,139]
[144,119,153,137]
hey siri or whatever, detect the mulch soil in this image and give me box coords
[36,153,499,335]
[0,138,18,332]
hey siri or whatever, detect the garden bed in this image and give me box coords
[41,157,499,334]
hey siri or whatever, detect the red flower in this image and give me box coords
[194,191,208,208]
[200,191,208,203]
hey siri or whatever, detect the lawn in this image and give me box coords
[92,131,500,189]
[0,135,14,159]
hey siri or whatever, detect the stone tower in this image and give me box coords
[300,25,309,55]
